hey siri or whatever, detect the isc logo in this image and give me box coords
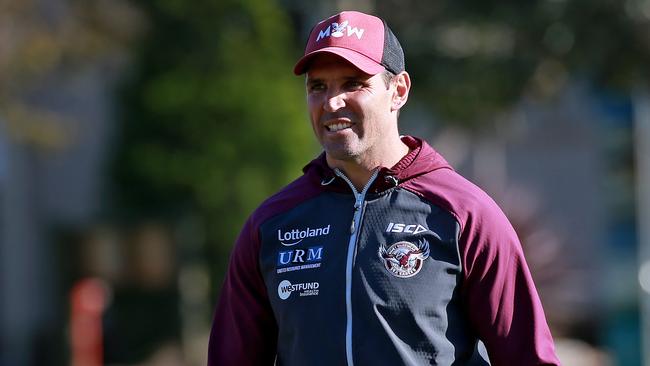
[385,222,428,234]
[277,246,323,267]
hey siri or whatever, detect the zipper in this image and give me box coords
[334,168,379,366]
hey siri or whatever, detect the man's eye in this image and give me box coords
[308,83,326,93]
[345,81,364,89]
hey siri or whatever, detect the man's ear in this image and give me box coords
[391,71,411,112]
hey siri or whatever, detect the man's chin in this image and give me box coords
[324,147,359,163]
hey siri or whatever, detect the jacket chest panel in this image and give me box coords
[259,193,354,327]
[354,191,461,304]
[258,190,461,312]
[256,189,463,365]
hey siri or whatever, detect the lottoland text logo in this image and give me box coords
[277,280,320,300]
[278,224,330,246]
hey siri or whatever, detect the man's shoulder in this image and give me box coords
[403,167,504,227]
[249,173,323,228]
[405,167,520,263]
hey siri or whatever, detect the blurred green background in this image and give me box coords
[1,0,649,365]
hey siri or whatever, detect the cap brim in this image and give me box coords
[293,47,386,75]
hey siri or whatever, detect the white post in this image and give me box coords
[633,89,650,366]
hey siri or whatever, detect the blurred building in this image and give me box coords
[0,34,123,366]
[0,0,138,365]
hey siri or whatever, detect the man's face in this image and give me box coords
[306,54,397,164]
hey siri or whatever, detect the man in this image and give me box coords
[208,10,560,366]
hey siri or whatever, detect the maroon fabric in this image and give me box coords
[294,11,386,75]
[207,217,276,365]
[207,176,325,365]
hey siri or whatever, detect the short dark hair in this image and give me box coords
[380,70,403,118]
[381,70,396,88]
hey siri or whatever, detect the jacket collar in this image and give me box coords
[303,135,452,193]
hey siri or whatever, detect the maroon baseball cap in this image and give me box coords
[293,11,405,75]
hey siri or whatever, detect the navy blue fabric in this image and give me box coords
[259,187,489,366]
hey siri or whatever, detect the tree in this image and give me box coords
[375,0,650,127]
[113,0,314,289]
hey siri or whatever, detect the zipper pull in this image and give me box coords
[351,198,362,233]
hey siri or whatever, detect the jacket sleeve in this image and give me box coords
[207,216,278,365]
[460,201,561,366]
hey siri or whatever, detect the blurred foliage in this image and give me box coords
[113,0,314,272]
[375,0,650,128]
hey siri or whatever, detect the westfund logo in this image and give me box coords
[277,280,320,300]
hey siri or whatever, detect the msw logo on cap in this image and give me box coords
[316,20,365,42]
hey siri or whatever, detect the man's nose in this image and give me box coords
[324,91,346,112]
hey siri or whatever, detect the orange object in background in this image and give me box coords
[70,278,109,366]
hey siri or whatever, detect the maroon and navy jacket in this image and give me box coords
[208,136,560,366]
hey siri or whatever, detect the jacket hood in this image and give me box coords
[302,135,452,192]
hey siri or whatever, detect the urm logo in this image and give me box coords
[277,246,323,267]
[316,21,365,42]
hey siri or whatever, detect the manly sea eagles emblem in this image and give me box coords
[378,239,430,278]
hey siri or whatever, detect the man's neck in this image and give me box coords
[327,138,410,192]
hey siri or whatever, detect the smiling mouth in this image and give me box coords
[325,122,353,132]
